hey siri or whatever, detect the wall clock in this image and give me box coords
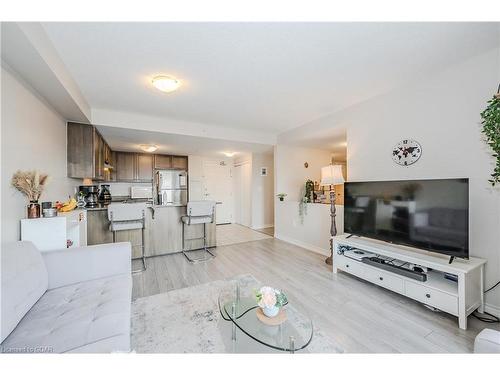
[392,139,422,166]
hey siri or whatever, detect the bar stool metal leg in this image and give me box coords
[133,214,147,273]
[182,222,216,263]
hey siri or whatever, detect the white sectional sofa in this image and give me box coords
[1,241,132,353]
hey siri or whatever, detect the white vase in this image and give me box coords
[263,305,279,318]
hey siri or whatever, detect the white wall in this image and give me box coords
[251,153,274,229]
[274,145,332,201]
[280,47,500,312]
[274,144,339,254]
[1,66,74,242]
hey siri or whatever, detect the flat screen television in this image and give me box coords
[343,178,469,259]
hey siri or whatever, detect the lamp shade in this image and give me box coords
[320,165,345,186]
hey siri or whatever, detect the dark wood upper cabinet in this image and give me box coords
[154,154,172,169]
[114,152,136,181]
[172,156,188,170]
[68,122,187,182]
[113,152,153,182]
[94,130,105,180]
[136,154,153,181]
[67,122,106,180]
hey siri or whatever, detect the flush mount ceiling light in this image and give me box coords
[152,75,181,93]
[223,152,236,157]
[140,144,158,153]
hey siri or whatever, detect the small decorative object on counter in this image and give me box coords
[255,286,288,318]
[27,201,41,219]
[11,170,49,219]
[276,193,287,202]
[57,196,77,212]
[42,208,58,218]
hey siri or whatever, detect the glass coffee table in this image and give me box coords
[218,282,313,353]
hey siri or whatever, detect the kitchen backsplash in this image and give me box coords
[100,182,151,197]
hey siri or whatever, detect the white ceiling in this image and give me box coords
[95,125,273,158]
[42,22,499,135]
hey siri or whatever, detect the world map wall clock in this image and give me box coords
[392,139,422,166]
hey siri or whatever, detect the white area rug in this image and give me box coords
[131,274,340,353]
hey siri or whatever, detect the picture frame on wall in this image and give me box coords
[260,167,268,176]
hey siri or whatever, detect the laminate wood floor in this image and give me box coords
[132,238,497,353]
[216,223,271,247]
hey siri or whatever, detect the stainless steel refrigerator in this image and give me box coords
[155,170,188,205]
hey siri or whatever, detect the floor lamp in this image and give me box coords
[320,164,345,265]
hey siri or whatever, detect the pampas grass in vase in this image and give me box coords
[11,170,50,218]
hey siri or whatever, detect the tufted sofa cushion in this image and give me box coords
[1,241,48,343]
[0,273,131,353]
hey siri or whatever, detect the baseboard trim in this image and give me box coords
[484,303,500,317]
[275,233,330,257]
[251,224,274,230]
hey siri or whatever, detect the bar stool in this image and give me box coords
[181,201,216,263]
[108,203,147,273]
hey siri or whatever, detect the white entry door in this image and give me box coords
[203,160,233,224]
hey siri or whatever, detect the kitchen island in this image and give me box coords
[85,204,216,259]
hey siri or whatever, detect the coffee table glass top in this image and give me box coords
[218,283,313,352]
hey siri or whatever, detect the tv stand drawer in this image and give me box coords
[336,256,365,278]
[405,282,458,315]
[364,267,404,294]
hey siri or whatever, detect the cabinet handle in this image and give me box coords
[346,264,350,268]
[379,277,383,281]
[148,206,155,219]
[425,293,431,298]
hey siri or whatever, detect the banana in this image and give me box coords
[58,198,77,212]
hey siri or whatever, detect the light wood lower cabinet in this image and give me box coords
[87,210,113,246]
[87,209,152,259]
[87,206,216,259]
[147,206,216,256]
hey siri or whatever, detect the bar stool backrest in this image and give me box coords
[187,201,216,218]
[107,203,147,222]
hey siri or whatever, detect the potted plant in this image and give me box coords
[255,286,288,318]
[480,86,500,186]
[276,193,287,201]
[11,170,49,218]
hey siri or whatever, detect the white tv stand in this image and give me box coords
[332,234,486,330]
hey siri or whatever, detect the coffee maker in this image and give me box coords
[99,184,112,203]
[78,185,99,207]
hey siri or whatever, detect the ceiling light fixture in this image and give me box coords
[140,144,158,153]
[152,75,181,93]
[223,152,236,157]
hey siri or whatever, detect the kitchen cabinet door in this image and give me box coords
[93,129,106,180]
[154,154,172,169]
[87,210,113,245]
[136,154,153,181]
[148,207,183,256]
[172,155,188,170]
[67,122,94,178]
[115,152,136,181]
